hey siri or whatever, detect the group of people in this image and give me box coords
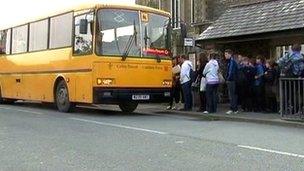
[168,44,304,114]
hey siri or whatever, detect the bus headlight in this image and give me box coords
[162,80,172,86]
[97,78,115,85]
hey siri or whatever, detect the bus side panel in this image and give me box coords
[1,74,22,99]
[75,72,93,103]
[22,74,54,102]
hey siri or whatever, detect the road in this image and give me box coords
[0,103,303,170]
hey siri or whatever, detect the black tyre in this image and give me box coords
[55,80,75,112]
[119,102,138,113]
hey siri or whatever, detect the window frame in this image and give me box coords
[191,0,195,24]
[72,11,95,56]
[171,0,181,29]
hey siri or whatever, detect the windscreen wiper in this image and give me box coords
[122,21,137,61]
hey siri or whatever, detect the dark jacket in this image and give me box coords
[226,58,238,81]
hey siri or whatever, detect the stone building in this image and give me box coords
[197,0,304,60]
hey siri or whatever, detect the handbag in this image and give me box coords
[191,78,200,90]
[218,72,225,84]
[200,77,207,92]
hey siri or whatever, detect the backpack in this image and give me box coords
[189,68,197,83]
[282,53,304,77]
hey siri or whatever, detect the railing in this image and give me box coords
[280,78,304,120]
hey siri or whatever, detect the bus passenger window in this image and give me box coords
[12,25,28,54]
[74,12,94,55]
[49,12,73,49]
[29,19,48,51]
[0,29,11,55]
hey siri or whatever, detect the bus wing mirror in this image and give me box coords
[79,19,88,34]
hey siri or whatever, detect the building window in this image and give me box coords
[191,0,195,23]
[49,12,73,49]
[171,0,180,28]
[0,29,11,54]
[73,12,94,55]
[12,25,28,54]
[29,19,48,51]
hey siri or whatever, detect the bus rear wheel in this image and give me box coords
[55,80,75,113]
[119,102,138,113]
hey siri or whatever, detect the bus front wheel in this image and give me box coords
[55,80,75,113]
[119,102,138,113]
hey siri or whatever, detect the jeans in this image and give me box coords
[181,81,193,110]
[206,84,218,113]
[227,81,238,111]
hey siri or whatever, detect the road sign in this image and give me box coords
[184,38,194,47]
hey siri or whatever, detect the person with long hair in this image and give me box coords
[203,53,220,114]
[167,57,181,110]
[196,53,208,112]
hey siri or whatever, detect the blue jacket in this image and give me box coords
[254,64,265,86]
[226,58,238,81]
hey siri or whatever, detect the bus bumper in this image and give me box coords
[93,88,172,104]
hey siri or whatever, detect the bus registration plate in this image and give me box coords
[132,95,150,100]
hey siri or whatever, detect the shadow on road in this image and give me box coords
[6,102,155,118]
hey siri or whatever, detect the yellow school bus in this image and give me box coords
[0,3,172,112]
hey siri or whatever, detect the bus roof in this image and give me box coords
[0,3,170,30]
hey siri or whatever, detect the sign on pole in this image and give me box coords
[184,38,194,47]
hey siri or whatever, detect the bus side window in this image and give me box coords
[73,12,94,55]
[0,29,11,55]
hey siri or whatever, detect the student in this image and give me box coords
[253,56,265,112]
[224,49,239,115]
[196,53,208,112]
[203,53,219,114]
[167,57,181,110]
[179,55,193,111]
[264,60,279,113]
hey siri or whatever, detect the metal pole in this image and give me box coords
[279,78,283,117]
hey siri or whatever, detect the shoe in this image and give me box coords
[166,106,172,110]
[233,111,239,114]
[171,106,176,110]
[203,111,209,114]
[226,110,233,115]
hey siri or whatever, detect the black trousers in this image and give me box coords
[169,85,181,107]
[199,91,206,111]
[253,85,265,112]
[206,84,218,113]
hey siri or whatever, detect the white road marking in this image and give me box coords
[238,145,304,159]
[70,117,168,135]
[0,106,44,115]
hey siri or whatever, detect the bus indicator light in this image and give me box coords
[98,78,115,85]
[162,80,171,86]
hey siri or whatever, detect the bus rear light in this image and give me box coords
[97,78,115,85]
[162,80,172,86]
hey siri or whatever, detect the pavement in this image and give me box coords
[1,102,304,170]
[136,103,304,128]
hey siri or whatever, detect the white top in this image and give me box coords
[180,60,193,84]
[203,59,219,84]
